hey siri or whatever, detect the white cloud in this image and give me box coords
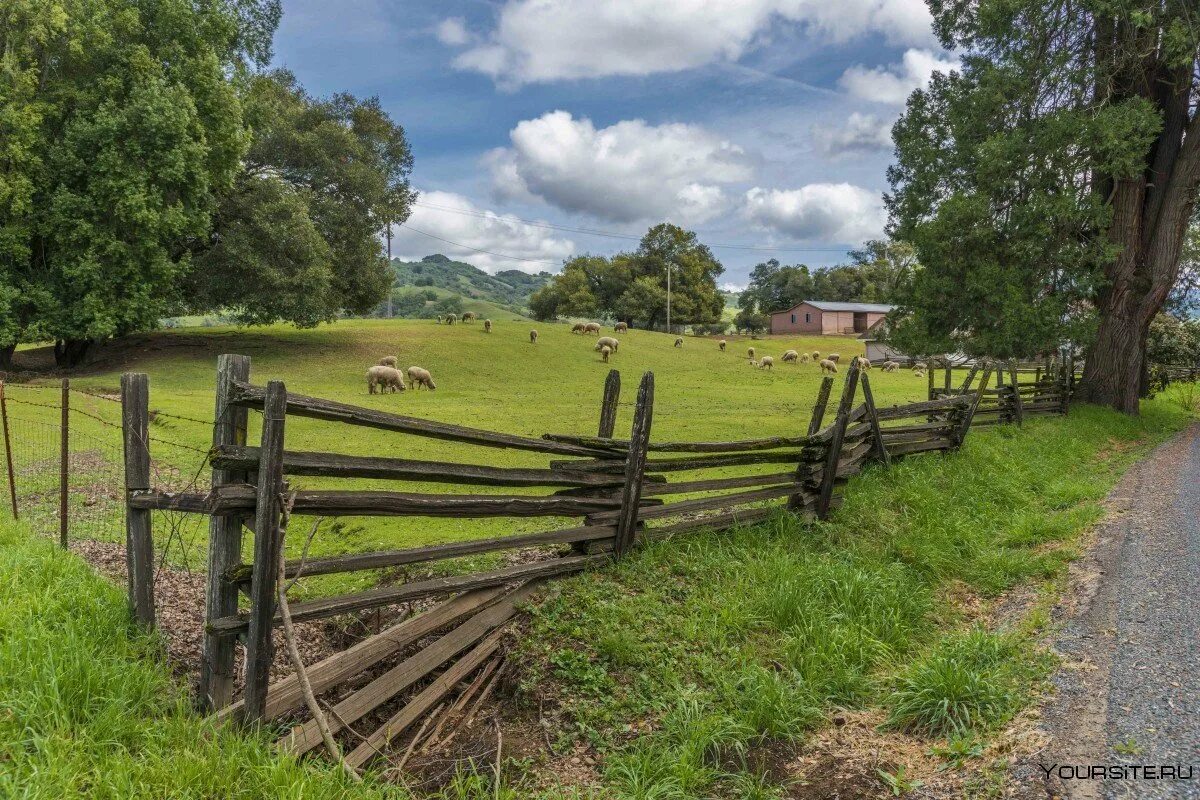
[435,17,471,46]
[444,0,937,86]
[390,190,575,274]
[742,184,885,243]
[487,111,755,224]
[839,48,959,104]
[813,112,894,157]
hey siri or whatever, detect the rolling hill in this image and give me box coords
[387,254,552,316]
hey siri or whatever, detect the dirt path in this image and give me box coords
[1010,422,1200,799]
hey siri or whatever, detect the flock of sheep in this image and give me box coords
[364,314,927,396]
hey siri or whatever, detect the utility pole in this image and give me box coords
[385,222,393,318]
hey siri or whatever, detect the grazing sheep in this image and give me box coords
[912,361,927,372]
[378,355,398,368]
[407,366,437,390]
[530,330,538,343]
[747,346,755,359]
[674,337,683,347]
[600,345,612,363]
[759,356,774,370]
[827,353,841,363]
[781,349,799,363]
[595,336,619,353]
[914,369,926,378]
[367,365,405,394]
[819,358,838,374]
[719,339,727,351]
[583,322,602,335]
[748,359,759,367]
[571,323,586,334]
[445,313,458,325]
[462,312,476,323]
[483,319,492,333]
[799,352,811,363]
[811,351,820,360]
[615,322,629,333]
[854,356,871,370]
[883,360,899,372]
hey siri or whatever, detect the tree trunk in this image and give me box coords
[0,343,14,370]
[1076,302,1144,413]
[53,338,93,368]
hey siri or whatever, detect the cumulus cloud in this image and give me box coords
[742,184,885,243]
[444,0,937,86]
[839,48,959,104]
[813,112,894,157]
[435,17,471,46]
[487,111,755,224]
[389,190,574,274]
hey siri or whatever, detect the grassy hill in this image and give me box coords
[387,254,552,316]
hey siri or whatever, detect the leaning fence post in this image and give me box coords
[121,372,155,627]
[958,364,980,394]
[59,378,69,549]
[859,372,890,467]
[597,369,621,438]
[0,381,17,520]
[1008,361,1024,426]
[613,372,653,559]
[955,362,993,445]
[807,376,834,435]
[817,361,861,519]
[201,354,252,713]
[242,379,288,724]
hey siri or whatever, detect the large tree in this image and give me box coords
[889,0,1200,413]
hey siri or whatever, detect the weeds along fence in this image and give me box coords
[0,379,211,558]
[110,353,1073,768]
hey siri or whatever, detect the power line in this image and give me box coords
[410,200,858,253]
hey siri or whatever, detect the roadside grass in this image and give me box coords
[512,399,1189,798]
[0,518,405,799]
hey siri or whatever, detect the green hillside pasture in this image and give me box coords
[7,319,923,597]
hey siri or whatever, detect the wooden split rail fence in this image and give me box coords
[117,353,1071,768]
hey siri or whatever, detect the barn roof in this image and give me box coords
[771,300,895,314]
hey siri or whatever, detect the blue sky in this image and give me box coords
[271,0,956,286]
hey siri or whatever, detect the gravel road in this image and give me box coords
[1011,422,1200,799]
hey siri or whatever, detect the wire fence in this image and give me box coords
[0,380,213,572]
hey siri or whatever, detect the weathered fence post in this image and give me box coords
[859,372,890,467]
[807,377,834,435]
[1008,361,1024,426]
[817,361,861,519]
[201,354,252,712]
[59,378,69,549]
[613,373,653,559]
[943,359,952,394]
[121,372,155,627]
[926,360,935,399]
[955,362,993,446]
[0,381,17,520]
[597,369,621,438]
[958,364,980,394]
[242,379,288,724]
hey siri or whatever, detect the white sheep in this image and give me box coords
[407,366,437,390]
[827,353,841,363]
[719,339,727,351]
[530,330,538,343]
[583,322,601,335]
[595,336,619,353]
[811,351,820,360]
[600,345,612,363]
[912,361,927,372]
[799,352,811,363]
[615,322,629,333]
[462,311,476,323]
[883,360,899,372]
[378,355,398,368]
[367,365,405,394]
[854,356,871,370]
[747,346,756,359]
[759,356,774,370]
[571,323,586,334]
[819,358,838,374]
[674,337,683,347]
[748,359,759,367]
[445,313,457,325]
[781,349,799,363]
[483,319,492,333]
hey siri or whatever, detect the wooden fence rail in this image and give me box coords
[119,351,1074,740]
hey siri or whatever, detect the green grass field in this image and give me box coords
[6,314,925,596]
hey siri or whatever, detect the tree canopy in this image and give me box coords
[887,0,1200,412]
[529,224,725,329]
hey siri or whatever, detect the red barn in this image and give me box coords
[768,300,893,336]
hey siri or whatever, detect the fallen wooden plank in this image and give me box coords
[226,523,617,583]
[212,586,507,723]
[227,380,612,458]
[282,585,534,756]
[208,555,607,634]
[343,628,507,769]
[210,445,627,488]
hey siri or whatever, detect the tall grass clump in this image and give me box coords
[0,520,404,799]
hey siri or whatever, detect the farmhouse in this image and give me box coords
[769,300,894,335]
